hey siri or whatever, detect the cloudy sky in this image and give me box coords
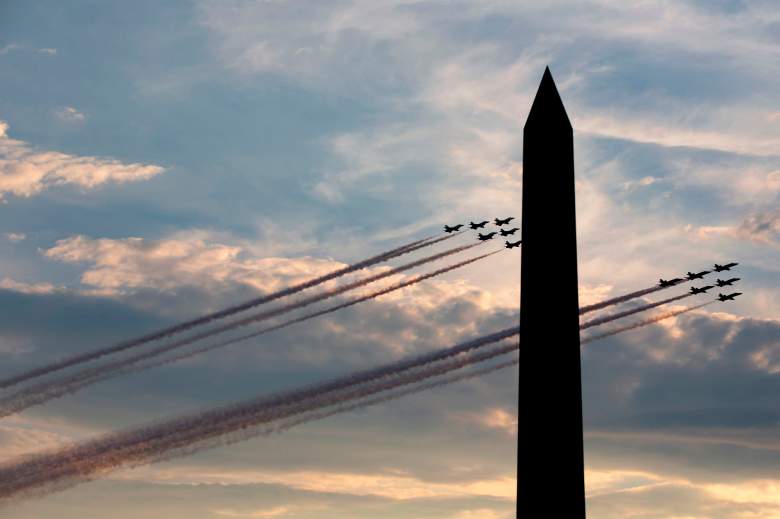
[1,0,779,517]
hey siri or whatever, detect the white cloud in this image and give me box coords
[212,506,312,518]
[0,277,58,295]
[37,48,57,56]
[120,464,516,501]
[575,109,780,158]
[686,208,780,251]
[0,43,21,55]
[453,406,517,436]
[55,106,87,122]
[4,232,25,242]
[41,231,511,319]
[0,120,164,200]
[43,232,348,294]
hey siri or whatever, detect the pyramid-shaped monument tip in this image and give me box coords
[525,67,571,128]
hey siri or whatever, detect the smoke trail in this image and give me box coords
[0,327,520,486]
[0,341,519,501]
[581,300,715,344]
[579,293,692,330]
[0,243,487,418]
[261,357,518,439]
[6,283,706,500]
[155,353,519,468]
[579,285,665,314]
[9,353,520,500]
[578,273,706,315]
[128,250,503,371]
[0,232,457,389]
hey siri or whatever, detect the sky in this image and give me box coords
[0,0,779,517]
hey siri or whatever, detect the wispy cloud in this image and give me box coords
[0,120,164,200]
[4,232,25,243]
[0,278,58,295]
[55,106,87,122]
[0,44,21,55]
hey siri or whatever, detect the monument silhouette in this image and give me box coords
[517,67,586,516]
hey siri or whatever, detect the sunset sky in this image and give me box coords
[1,1,779,518]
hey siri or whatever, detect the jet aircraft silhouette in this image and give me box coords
[500,227,519,236]
[658,278,683,287]
[444,224,463,233]
[478,232,497,241]
[690,285,714,294]
[505,240,521,249]
[713,262,738,272]
[494,217,515,226]
[470,221,489,229]
[716,278,740,287]
[718,292,742,301]
[686,270,710,280]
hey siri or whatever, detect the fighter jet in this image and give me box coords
[686,270,710,280]
[716,278,740,287]
[689,285,714,295]
[659,278,683,287]
[494,217,515,226]
[470,221,489,229]
[718,292,742,302]
[505,240,521,249]
[713,262,738,272]
[500,227,519,237]
[478,232,497,241]
[444,224,463,233]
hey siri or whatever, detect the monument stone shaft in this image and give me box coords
[517,67,586,517]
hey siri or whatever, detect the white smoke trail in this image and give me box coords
[0,243,488,418]
[579,293,692,330]
[0,232,456,389]
[581,300,715,344]
[0,341,518,501]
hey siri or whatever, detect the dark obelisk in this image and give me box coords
[517,68,585,516]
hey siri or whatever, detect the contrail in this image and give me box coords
[581,300,715,344]
[262,357,518,439]
[0,329,520,487]
[0,283,698,499]
[0,249,500,417]
[579,293,693,330]
[154,353,519,469]
[579,273,707,315]
[0,340,518,501]
[0,243,488,417]
[0,232,458,389]
[579,285,666,314]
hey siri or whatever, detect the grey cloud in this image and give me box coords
[737,207,780,248]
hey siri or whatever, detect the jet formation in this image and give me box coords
[443,217,519,243]
[656,263,743,302]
